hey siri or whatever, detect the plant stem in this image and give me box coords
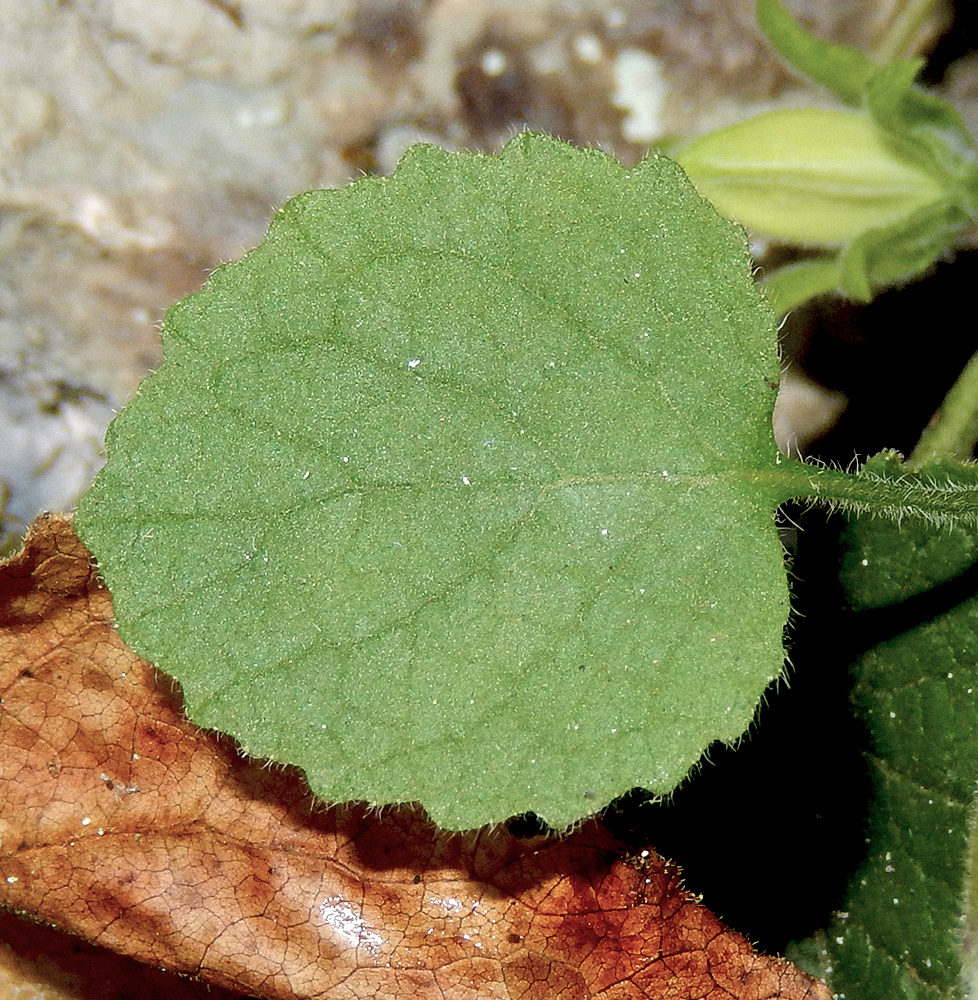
[871,0,944,65]
[758,455,978,523]
[908,349,978,467]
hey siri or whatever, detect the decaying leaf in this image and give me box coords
[0,515,831,1000]
[0,907,246,1000]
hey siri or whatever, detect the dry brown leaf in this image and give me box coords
[0,908,248,1000]
[0,515,832,1000]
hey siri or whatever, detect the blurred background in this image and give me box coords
[5,0,978,553]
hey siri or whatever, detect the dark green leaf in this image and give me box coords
[790,456,978,1000]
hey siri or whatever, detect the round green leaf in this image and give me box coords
[76,133,790,830]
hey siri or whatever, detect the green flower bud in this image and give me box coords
[676,107,945,245]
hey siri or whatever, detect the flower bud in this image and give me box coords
[677,107,944,245]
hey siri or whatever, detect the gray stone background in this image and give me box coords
[6,0,972,554]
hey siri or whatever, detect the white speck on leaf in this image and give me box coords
[318,896,383,956]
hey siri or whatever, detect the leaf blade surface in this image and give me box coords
[76,133,789,829]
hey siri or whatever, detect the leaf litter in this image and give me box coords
[0,514,831,1000]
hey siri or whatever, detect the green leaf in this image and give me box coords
[790,455,978,1000]
[760,256,842,317]
[756,0,875,106]
[76,134,798,830]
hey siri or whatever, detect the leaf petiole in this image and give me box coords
[767,454,978,524]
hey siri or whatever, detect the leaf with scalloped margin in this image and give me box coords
[75,132,797,830]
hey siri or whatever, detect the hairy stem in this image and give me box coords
[762,455,978,523]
